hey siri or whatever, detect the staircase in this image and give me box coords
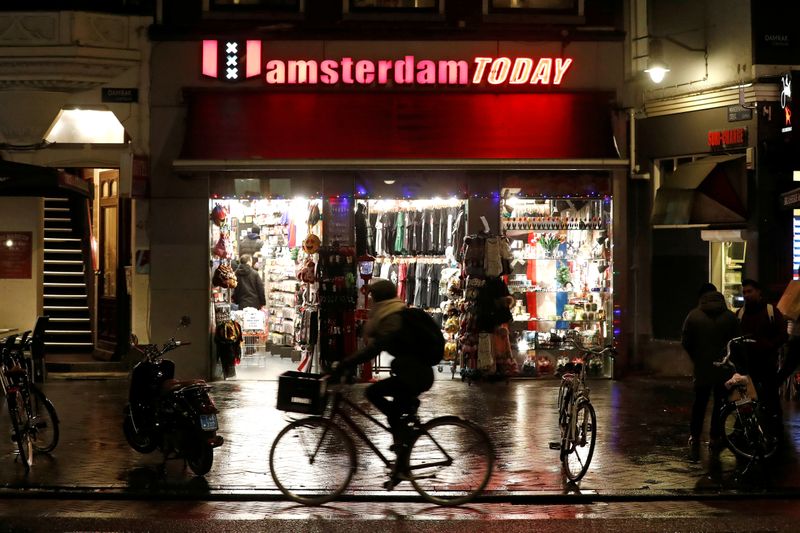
[42,197,93,353]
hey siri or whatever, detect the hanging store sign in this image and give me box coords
[707,127,748,150]
[201,40,573,87]
[781,72,793,134]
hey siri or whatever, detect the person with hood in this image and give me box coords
[681,282,739,459]
[232,254,266,310]
[239,225,265,258]
[337,278,435,476]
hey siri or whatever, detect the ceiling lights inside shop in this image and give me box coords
[44,108,125,144]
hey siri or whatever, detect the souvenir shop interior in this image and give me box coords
[209,197,322,380]
[207,176,615,381]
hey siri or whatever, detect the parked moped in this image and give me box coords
[123,316,223,475]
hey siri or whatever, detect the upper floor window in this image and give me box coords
[209,0,301,10]
[488,0,579,14]
[347,0,440,12]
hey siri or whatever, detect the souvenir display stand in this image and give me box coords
[501,195,614,378]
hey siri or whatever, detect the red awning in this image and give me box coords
[180,91,618,161]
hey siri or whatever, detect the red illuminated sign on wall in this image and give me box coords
[708,127,748,150]
[201,40,574,87]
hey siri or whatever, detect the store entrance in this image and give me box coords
[210,197,322,380]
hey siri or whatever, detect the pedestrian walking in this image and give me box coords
[736,279,787,434]
[232,254,266,310]
[681,282,739,460]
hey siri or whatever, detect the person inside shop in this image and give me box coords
[736,278,787,436]
[239,225,265,258]
[333,278,435,480]
[232,254,266,311]
[681,282,739,460]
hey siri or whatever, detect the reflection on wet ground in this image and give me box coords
[0,377,798,498]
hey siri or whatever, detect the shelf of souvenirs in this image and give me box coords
[501,217,609,232]
[510,256,609,262]
[512,317,607,323]
[508,288,612,295]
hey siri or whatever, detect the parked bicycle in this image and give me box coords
[0,333,59,472]
[714,336,778,470]
[550,332,615,482]
[269,371,495,506]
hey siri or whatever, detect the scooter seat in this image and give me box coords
[160,379,206,394]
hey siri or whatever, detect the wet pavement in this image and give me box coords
[1,376,800,500]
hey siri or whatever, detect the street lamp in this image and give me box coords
[644,39,670,83]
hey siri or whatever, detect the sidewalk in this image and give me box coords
[1,377,798,499]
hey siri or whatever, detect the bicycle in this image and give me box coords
[714,336,778,471]
[549,333,616,482]
[269,371,495,506]
[1,333,60,472]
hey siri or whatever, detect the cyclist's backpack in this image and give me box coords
[402,307,445,366]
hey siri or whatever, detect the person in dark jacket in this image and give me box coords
[737,278,787,433]
[238,226,264,258]
[681,283,739,459]
[232,254,266,310]
[338,278,434,475]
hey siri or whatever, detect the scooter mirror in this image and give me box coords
[130,333,139,346]
[179,315,191,328]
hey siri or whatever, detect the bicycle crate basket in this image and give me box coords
[276,371,328,415]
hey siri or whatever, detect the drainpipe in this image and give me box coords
[629,108,640,369]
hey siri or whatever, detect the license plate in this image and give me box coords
[199,414,218,431]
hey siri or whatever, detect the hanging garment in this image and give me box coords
[484,237,503,278]
[420,209,430,254]
[355,203,368,256]
[394,211,405,255]
[446,207,456,248]
[382,212,396,255]
[388,262,400,288]
[404,210,413,255]
[368,212,378,256]
[380,260,392,281]
[374,215,385,256]
[437,207,447,254]
[406,261,417,306]
[451,206,467,260]
[397,262,408,300]
[493,325,518,376]
[414,261,427,307]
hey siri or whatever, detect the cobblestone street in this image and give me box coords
[1,376,799,498]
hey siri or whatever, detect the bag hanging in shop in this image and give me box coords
[213,234,231,258]
[308,204,321,227]
[778,280,800,320]
[210,203,228,226]
[212,264,238,288]
[302,233,321,255]
[296,258,317,284]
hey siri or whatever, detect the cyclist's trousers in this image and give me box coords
[366,376,421,431]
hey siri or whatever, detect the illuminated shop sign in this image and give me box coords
[707,127,748,150]
[201,40,574,86]
[781,72,792,133]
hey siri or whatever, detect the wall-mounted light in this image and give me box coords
[634,34,707,85]
[644,38,670,83]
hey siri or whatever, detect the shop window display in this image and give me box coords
[500,192,614,378]
[209,198,322,378]
[355,198,466,378]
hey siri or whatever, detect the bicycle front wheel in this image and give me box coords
[563,400,596,482]
[269,417,356,505]
[408,417,495,506]
[8,392,32,471]
[30,385,59,453]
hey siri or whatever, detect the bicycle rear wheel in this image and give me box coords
[720,402,777,461]
[408,417,494,506]
[30,385,59,453]
[562,400,596,482]
[269,417,356,505]
[8,392,32,471]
